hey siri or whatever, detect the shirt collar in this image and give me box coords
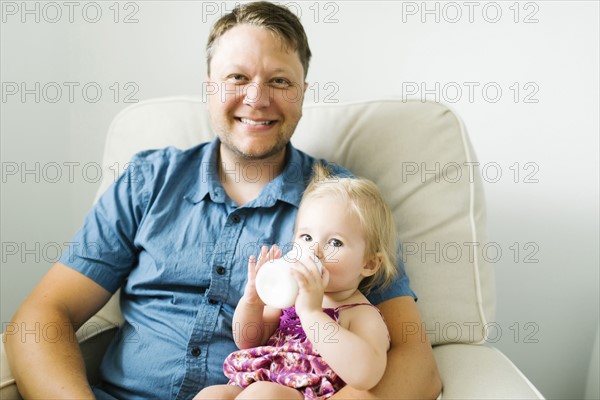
[247,142,310,209]
[186,138,312,208]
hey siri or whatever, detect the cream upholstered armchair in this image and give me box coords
[1,97,544,399]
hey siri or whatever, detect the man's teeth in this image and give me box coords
[240,118,273,126]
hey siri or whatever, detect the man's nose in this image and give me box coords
[242,82,271,109]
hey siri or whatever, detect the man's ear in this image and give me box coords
[362,252,383,277]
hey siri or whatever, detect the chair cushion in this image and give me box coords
[433,344,543,398]
[92,97,495,345]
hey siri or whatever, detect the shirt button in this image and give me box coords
[231,214,241,224]
[216,266,226,275]
[191,347,201,357]
[208,299,218,305]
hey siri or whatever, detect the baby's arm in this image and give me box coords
[291,256,389,390]
[300,305,390,391]
[232,245,282,349]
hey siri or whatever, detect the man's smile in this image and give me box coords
[237,117,276,126]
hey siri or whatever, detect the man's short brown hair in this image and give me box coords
[206,1,312,78]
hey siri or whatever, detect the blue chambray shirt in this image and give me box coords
[59,138,415,400]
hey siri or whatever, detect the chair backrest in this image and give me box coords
[89,96,495,345]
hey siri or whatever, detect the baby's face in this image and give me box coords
[294,196,372,294]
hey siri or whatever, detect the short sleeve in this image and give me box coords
[59,153,152,293]
[366,250,417,305]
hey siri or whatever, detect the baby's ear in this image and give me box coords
[362,252,383,277]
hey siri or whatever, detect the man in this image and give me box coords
[6,2,442,399]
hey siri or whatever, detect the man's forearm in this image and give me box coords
[5,307,95,399]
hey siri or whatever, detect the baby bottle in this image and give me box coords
[255,251,323,309]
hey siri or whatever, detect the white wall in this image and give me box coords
[1,1,598,399]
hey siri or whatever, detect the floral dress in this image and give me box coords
[223,303,381,399]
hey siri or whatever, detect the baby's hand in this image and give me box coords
[242,244,281,305]
[291,257,329,317]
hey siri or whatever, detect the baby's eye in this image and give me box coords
[328,239,343,248]
[299,234,313,242]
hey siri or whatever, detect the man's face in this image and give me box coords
[207,24,307,162]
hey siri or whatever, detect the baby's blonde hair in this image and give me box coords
[299,163,399,294]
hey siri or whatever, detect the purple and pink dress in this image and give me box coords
[223,303,382,399]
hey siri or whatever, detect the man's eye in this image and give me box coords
[271,78,291,88]
[300,234,313,242]
[228,74,247,83]
[328,239,343,248]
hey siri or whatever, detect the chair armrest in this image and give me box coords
[434,344,544,399]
